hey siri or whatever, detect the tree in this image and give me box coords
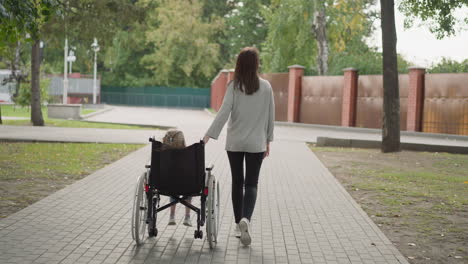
[0,0,62,126]
[261,0,376,74]
[223,0,270,66]
[261,0,316,73]
[429,58,468,73]
[102,24,156,87]
[142,0,223,87]
[39,0,145,91]
[399,0,468,39]
[379,0,467,152]
[380,0,400,153]
[311,1,329,75]
[200,0,238,67]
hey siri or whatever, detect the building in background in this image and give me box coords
[0,70,18,103]
[48,73,101,104]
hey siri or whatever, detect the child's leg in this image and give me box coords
[170,197,176,217]
[184,197,192,217]
[168,197,177,225]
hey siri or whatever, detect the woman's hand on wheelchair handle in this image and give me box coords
[263,143,270,159]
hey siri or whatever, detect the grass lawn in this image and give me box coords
[310,145,468,264]
[207,108,217,114]
[2,119,162,130]
[1,105,162,130]
[0,142,144,218]
[81,108,97,115]
[1,104,96,117]
[1,105,46,118]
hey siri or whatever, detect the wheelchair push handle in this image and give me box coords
[206,164,214,171]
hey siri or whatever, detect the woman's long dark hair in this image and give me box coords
[234,47,259,95]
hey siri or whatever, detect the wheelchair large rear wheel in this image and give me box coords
[131,171,148,245]
[206,175,220,249]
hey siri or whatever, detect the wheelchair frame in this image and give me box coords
[131,138,220,249]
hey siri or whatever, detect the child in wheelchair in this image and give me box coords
[132,130,219,247]
[162,129,193,226]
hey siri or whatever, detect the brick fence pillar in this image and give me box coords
[287,65,305,122]
[227,69,235,83]
[407,67,426,132]
[218,69,235,110]
[341,68,359,127]
[210,70,228,111]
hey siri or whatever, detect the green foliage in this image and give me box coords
[261,0,378,74]
[102,25,155,86]
[141,0,223,87]
[428,58,468,73]
[15,77,50,107]
[261,0,316,73]
[39,0,147,83]
[327,0,377,53]
[7,0,456,89]
[0,0,61,45]
[223,0,270,65]
[43,0,145,49]
[328,38,412,75]
[399,0,468,39]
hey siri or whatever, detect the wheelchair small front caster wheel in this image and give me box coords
[194,230,203,239]
[149,228,158,237]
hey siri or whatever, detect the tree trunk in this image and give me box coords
[13,41,21,99]
[31,39,44,126]
[380,0,400,152]
[0,105,2,124]
[312,6,329,75]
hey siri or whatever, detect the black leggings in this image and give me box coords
[227,151,265,224]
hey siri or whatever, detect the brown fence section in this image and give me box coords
[356,75,408,130]
[210,67,467,136]
[423,73,468,135]
[300,76,343,125]
[261,73,289,121]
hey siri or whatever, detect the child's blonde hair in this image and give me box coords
[162,129,186,149]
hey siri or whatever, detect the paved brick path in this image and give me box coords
[0,137,409,264]
[3,106,452,263]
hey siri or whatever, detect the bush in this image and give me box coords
[428,58,468,73]
[15,77,50,107]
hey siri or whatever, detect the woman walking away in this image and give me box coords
[203,47,275,246]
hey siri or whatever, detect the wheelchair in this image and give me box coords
[131,137,220,248]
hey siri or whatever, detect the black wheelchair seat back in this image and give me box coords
[149,140,205,196]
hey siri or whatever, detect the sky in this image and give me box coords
[367,5,468,67]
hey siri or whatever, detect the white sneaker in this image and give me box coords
[183,215,192,227]
[235,224,241,238]
[168,215,176,225]
[238,218,251,246]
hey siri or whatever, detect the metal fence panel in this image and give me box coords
[101,86,210,108]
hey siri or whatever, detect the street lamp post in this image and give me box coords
[91,38,100,104]
[67,49,76,74]
[63,38,68,104]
